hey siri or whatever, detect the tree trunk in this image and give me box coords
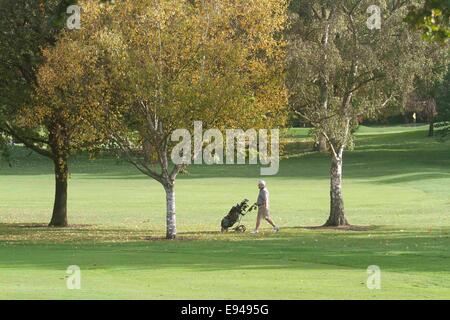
[324,149,349,227]
[316,20,330,154]
[143,138,152,164]
[428,120,434,137]
[315,135,328,152]
[49,155,68,227]
[164,183,176,239]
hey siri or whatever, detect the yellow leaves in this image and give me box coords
[20,21,113,146]
[23,0,289,151]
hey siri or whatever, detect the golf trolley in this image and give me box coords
[221,199,258,233]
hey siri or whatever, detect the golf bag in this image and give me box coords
[221,199,257,233]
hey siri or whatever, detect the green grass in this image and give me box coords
[1,124,450,299]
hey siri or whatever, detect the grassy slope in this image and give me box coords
[1,124,450,299]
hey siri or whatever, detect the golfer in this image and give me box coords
[252,180,279,234]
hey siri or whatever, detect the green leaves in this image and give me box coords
[288,1,447,149]
[405,0,450,43]
[0,0,71,139]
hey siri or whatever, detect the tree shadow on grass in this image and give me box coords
[15,223,93,229]
[1,224,450,274]
[296,225,379,232]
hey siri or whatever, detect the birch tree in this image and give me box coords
[287,0,443,226]
[57,0,287,238]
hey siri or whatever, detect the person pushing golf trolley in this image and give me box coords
[220,180,280,233]
[252,180,279,234]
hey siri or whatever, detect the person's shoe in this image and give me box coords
[273,226,280,233]
[251,230,259,234]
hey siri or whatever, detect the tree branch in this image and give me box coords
[1,122,53,159]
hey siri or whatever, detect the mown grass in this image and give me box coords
[0,124,450,299]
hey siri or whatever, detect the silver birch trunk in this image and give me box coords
[164,184,176,239]
[316,135,328,152]
[316,20,330,153]
[325,147,348,226]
